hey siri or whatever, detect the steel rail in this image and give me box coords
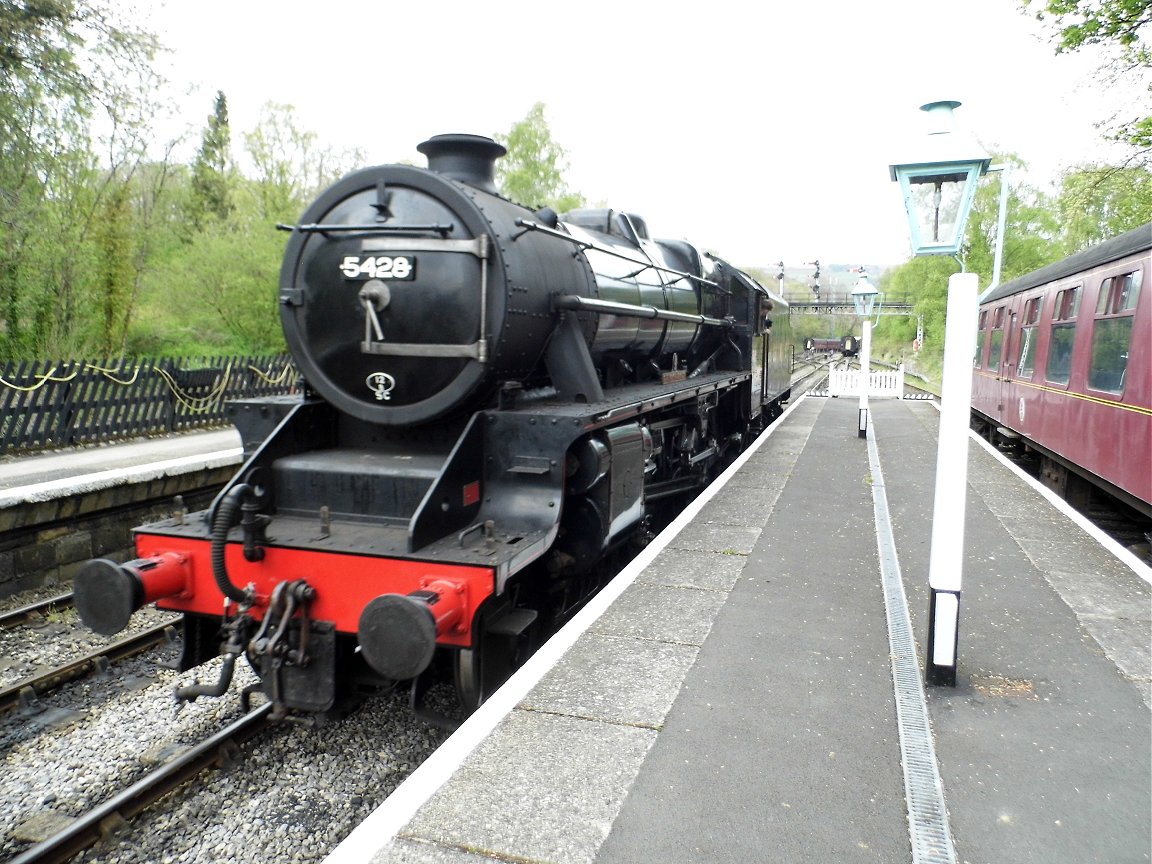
[8,702,274,864]
[0,592,74,630]
[0,620,178,713]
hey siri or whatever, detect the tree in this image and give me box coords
[189,90,234,229]
[1026,0,1152,161]
[242,102,365,223]
[881,256,957,354]
[0,0,162,357]
[963,153,1063,286]
[1055,163,1152,250]
[95,179,135,354]
[1029,0,1151,59]
[494,103,585,211]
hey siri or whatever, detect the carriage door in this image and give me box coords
[999,309,1017,419]
[984,307,1004,420]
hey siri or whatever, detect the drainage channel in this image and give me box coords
[865,421,958,864]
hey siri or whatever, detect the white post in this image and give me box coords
[858,320,872,438]
[926,271,979,686]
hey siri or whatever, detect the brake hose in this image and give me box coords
[212,483,256,605]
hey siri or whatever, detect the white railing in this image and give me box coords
[828,364,905,398]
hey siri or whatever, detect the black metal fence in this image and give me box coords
[0,355,300,456]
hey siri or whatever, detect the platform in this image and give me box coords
[0,428,241,501]
[326,395,1151,864]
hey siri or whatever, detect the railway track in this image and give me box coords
[991,443,1152,565]
[0,619,178,714]
[0,593,75,630]
[790,354,838,396]
[8,703,274,864]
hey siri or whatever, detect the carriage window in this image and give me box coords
[1045,285,1080,385]
[1089,319,1132,392]
[985,307,1006,371]
[1116,269,1142,312]
[1095,277,1114,314]
[1017,327,1036,377]
[1017,296,1040,378]
[974,309,989,368]
[1088,269,1141,393]
[1046,324,1076,384]
[1054,285,1081,319]
[1023,297,1041,325]
[988,327,1004,372]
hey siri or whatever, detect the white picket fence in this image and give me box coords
[827,365,906,398]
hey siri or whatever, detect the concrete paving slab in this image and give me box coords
[521,632,697,728]
[0,429,241,491]
[370,838,493,863]
[697,486,781,527]
[590,582,727,646]
[636,547,746,593]
[665,522,763,555]
[399,710,654,864]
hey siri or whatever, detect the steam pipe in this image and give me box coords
[552,294,730,327]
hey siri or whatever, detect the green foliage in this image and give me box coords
[189,91,235,229]
[1026,0,1152,161]
[494,103,585,211]
[0,1,85,103]
[127,223,287,356]
[1056,163,1152,250]
[242,102,365,223]
[95,179,136,354]
[881,256,958,355]
[964,154,1063,285]
[1028,0,1151,57]
[0,0,161,358]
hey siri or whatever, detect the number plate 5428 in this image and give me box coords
[340,255,415,280]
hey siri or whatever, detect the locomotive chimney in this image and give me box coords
[417,134,506,194]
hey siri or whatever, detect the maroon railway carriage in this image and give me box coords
[804,335,859,356]
[971,223,1151,518]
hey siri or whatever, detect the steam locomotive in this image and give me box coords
[73,134,792,722]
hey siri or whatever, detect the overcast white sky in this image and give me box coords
[134,0,1141,269]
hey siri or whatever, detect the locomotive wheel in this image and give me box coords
[453,605,538,713]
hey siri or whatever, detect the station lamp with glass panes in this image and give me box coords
[889,100,993,688]
[850,274,880,438]
[889,101,991,259]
